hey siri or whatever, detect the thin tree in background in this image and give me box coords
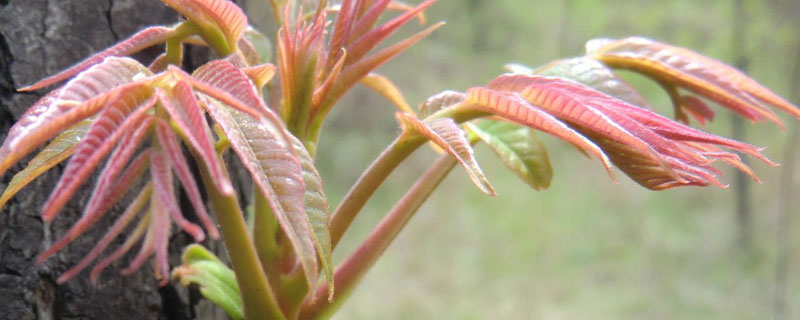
[774,1,800,317]
[467,0,488,53]
[731,0,753,249]
[556,0,573,57]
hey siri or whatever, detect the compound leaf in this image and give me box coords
[0,58,151,176]
[588,37,800,127]
[40,85,156,221]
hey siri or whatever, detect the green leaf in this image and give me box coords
[0,119,91,209]
[289,134,334,299]
[466,120,553,190]
[173,244,244,320]
[243,26,273,64]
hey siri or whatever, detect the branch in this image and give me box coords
[300,153,458,319]
[199,161,286,320]
[329,133,426,248]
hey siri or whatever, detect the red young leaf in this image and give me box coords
[157,83,233,196]
[329,22,443,110]
[463,86,615,179]
[488,74,676,175]
[57,184,152,284]
[345,0,393,48]
[182,62,276,121]
[0,58,151,176]
[37,120,155,264]
[535,57,651,108]
[485,74,773,189]
[598,92,775,166]
[40,86,157,221]
[155,120,220,239]
[396,112,495,195]
[204,99,318,290]
[144,180,172,285]
[685,142,760,183]
[20,28,172,91]
[680,95,715,125]
[91,207,151,283]
[151,132,206,243]
[588,37,800,126]
[312,50,347,112]
[327,0,358,66]
[418,90,467,118]
[581,131,722,190]
[344,0,436,65]
[161,0,247,52]
[183,61,294,150]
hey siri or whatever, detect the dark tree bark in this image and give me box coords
[0,1,221,319]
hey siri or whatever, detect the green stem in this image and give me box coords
[299,154,459,319]
[199,164,286,320]
[253,187,309,319]
[164,21,200,66]
[328,106,484,248]
[329,133,426,249]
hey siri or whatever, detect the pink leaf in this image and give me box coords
[40,85,157,221]
[150,144,206,242]
[91,207,151,283]
[157,82,233,196]
[20,28,171,91]
[155,120,220,239]
[57,184,153,283]
[396,112,495,195]
[464,86,615,179]
[37,122,154,264]
[0,58,150,176]
[204,98,318,291]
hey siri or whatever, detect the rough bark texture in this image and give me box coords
[0,1,232,319]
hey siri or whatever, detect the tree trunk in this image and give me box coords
[731,0,752,250]
[0,1,228,319]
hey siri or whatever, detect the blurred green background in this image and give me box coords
[249,1,800,319]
